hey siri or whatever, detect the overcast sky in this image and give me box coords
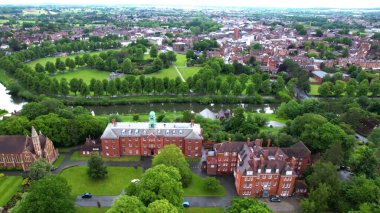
[1,0,379,8]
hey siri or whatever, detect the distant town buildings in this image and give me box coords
[100,111,203,158]
[0,127,59,171]
[202,139,311,197]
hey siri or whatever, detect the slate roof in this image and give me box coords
[101,122,203,140]
[0,136,28,154]
[199,108,216,120]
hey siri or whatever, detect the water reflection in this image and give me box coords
[0,83,25,113]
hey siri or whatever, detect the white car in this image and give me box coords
[131,179,140,184]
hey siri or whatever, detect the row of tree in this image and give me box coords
[318,79,380,97]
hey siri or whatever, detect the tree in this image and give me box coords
[12,176,74,213]
[357,80,369,96]
[65,58,76,70]
[346,79,357,96]
[35,63,45,73]
[232,80,243,96]
[368,128,380,145]
[93,80,104,96]
[152,145,192,187]
[45,61,56,74]
[87,153,108,179]
[130,165,183,207]
[107,80,117,96]
[349,146,377,179]
[147,199,178,213]
[80,83,90,97]
[107,195,146,213]
[203,177,220,192]
[370,80,380,97]
[182,110,194,122]
[154,78,164,94]
[133,78,142,94]
[144,78,153,94]
[186,50,196,60]
[60,78,70,96]
[226,197,272,213]
[149,45,158,58]
[261,79,271,95]
[69,78,80,95]
[319,82,333,97]
[110,59,119,72]
[306,161,340,190]
[28,158,52,181]
[55,58,66,72]
[152,58,163,71]
[333,80,346,97]
[301,183,331,213]
[0,116,30,135]
[95,57,105,70]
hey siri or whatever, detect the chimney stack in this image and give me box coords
[247,137,250,143]
[267,139,271,147]
[191,119,195,127]
[228,138,232,142]
[112,119,116,126]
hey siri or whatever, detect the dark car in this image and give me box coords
[183,201,190,207]
[81,193,92,199]
[269,195,281,202]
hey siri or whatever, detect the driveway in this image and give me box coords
[259,197,301,213]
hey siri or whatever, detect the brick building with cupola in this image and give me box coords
[100,111,203,158]
[0,127,59,171]
[202,139,311,198]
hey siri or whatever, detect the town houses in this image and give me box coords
[0,127,59,171]
[202,139,311,197]
[100,111,203,158]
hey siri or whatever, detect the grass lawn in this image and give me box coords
[51,68,110,84]
[185,208,224,213]
[70,151,141,162]
[247,112,287,123]
[145,66,180,79]
[178,67,201,80]
[259,127,282,135]
[175,54,187,67]
[53,155,65,167]
[309,84,320,96]
[59,166,143,195]
[75,207,109,213]
[0,176,23,206]
[0,69,14,86]
[96,112,181,123]
[184,173,226,197]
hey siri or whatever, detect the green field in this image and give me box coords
[145,66,180,79]
[0,69,14,86]
[183,173,226,197]
[309,84,320,96]
[51,68,110,84]
[59,166,143,195]
[185,208,225,213]
[175,54,187,67]
[96,112,181,122]
[75,207,109,213]
[178,67,201,80]
[247,113,287,123]
[53,155,65,167]
[0,176,23,206]
[70,152,141,162]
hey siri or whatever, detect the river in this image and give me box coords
[0,83,277,116]
[0,83,26,114]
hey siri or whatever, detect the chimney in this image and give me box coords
[191,119,195,127]
[228,138,232,142]
[255,139,263,147]
[247,137,250,143]
[267,139,271,147]
[112,119,116,126]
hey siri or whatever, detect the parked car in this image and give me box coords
[183,201,190,207]
[269,195,281,202]
[82,193,92,199]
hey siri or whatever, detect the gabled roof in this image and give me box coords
[199,108,216,120]
[0,136,28,154]
[185,131,203,140]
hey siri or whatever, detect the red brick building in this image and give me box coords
[203,139,311,197]
[0,127,59,171]
[100,111,203,158]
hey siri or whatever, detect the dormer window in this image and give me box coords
[247,171,253,176]
[179,130,183,135]
[173,130,176,135]
[157,130,161,134]
[143,130,146,134]
[166,130,169,134]
[135,130,139,134]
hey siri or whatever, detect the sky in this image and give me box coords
[1,0,380,8]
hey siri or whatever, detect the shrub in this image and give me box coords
[203,177,221,192]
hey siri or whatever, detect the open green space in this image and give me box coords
[259,127,282,135]
[146,66,180,79]
[0,69,14,86]
[0,20,8,24]
[70,152,141,162]
[96,112,181,123]
[309,84,320,96]
[52,155,65,167]
[51,68,110,84]
[59,166,143,195]
[174,54,187,67]
[247,112,287,123]
[75,207,109,213]
[183,173,226,197]
[0,176,23,207]
[185,207,225,213]
[178,67,201,80]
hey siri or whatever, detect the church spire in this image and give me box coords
[31,126,42,157]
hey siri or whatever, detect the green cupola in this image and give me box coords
[149,111,156,128]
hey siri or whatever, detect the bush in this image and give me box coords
[0,173,5,178]
[203,177,221,192]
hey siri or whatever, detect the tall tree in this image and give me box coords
[149,45,158,58]
[152,144,193,187]
[147,199,178,213]
[35,63,45,73]
[69,78,80,95]
[107,195,146,213]
[12,176,75,213]
[87,153,108,179]
[60,78,70,96]
[226,197,272,213]
[28,158,52,181]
